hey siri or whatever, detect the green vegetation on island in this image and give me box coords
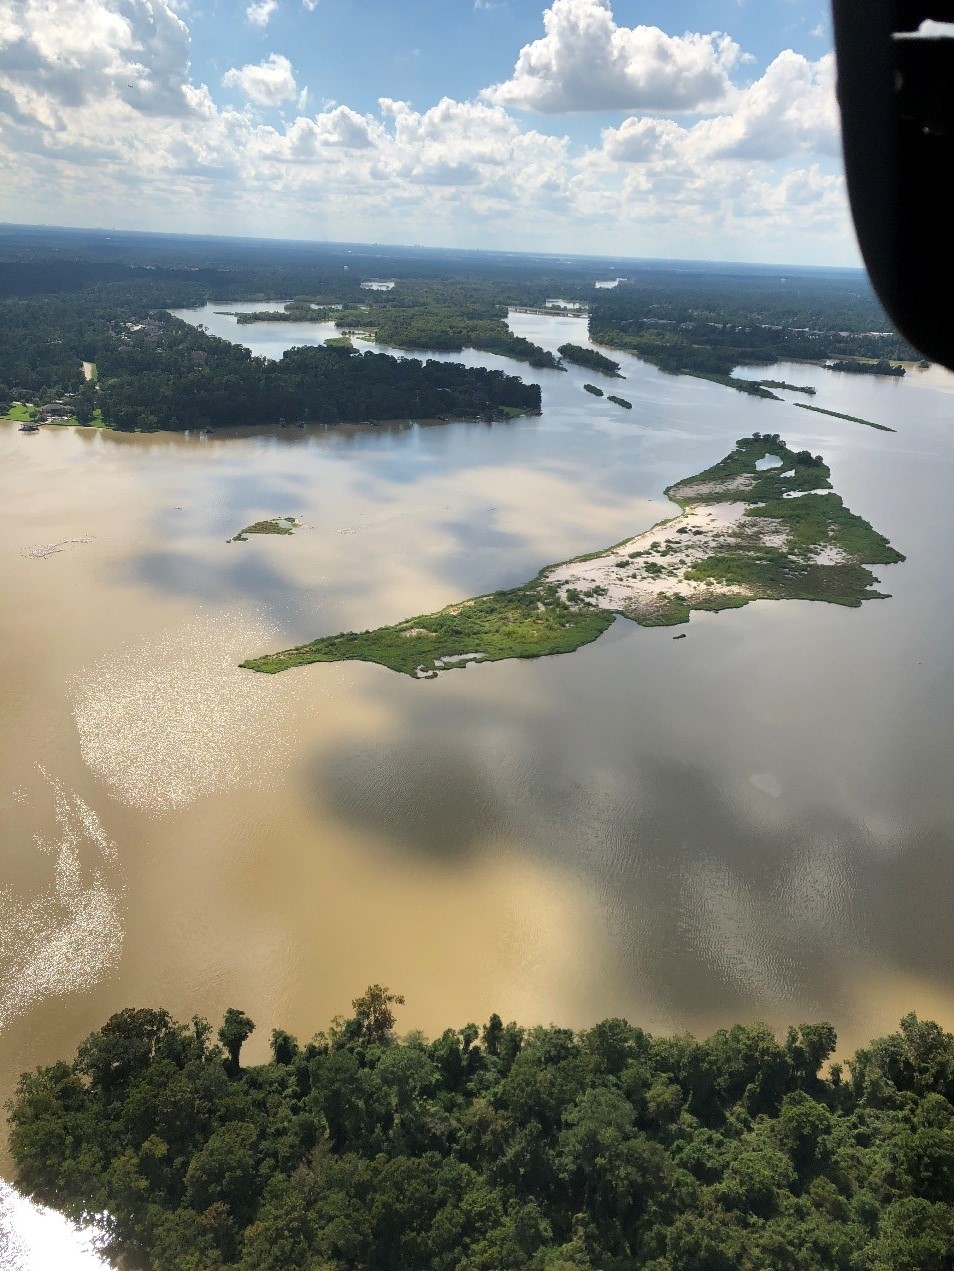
[793,403,896,433]
[229,516,301,543]
[12,994,954,1271]
[233,303,345,325]
[334,303,562,371]
[242,434,904,677]
[557,342,622,376]
[828,359,905,377]
[584,383,604,396]
[759,380,816,395]
[226,287,564,371]
[243,584,614,678]
[608,395,633,409]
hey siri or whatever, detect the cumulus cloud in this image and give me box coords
[0,0,854,263]
[246,0,277,26]
[222,52,298,106]
[689,51,838,160]
[483,0,741,113]
[267,105,379,158]
[0,0,196,116]
[602,51,838,165]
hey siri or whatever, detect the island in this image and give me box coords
[794,403,896,433]
[230,298,563,370]
[557,342,623,376]
[607,394,632,409]
[583,383,604,396]
[828,359,905,377]
[759,379,816,395]
[242,433,904,677]
[228,516,301,543]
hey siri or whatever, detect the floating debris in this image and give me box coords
[22,537,94,560]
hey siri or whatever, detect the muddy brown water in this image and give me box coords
[3,311,954,1188]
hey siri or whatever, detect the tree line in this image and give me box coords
[9,992,954,1269]
[1,298,540,430]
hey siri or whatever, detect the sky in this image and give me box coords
[0,0,858,266]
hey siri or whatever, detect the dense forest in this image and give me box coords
[10,994,954,1270]
[0,226,920,428]
[828,360,905,377]
[332,299,562,370]
[589,277,918,395]
[0,299,539,429]
[231,295,563,370]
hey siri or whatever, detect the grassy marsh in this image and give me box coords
[244,433,904,677]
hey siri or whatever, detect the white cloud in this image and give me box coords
[483,0,741,113]
[0,0,196,116]
[0,0,856,264]
[246,0,277,26]
[266,104,380,157]
[691,51,837,159]
[602,52,838,164]
[222,52,298,106]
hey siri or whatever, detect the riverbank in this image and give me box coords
[242,433,904,676]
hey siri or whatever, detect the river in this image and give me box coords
[2,307,953,1232]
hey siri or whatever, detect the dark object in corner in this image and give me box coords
[833,2,954,369]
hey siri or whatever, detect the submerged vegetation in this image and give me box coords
[794,403,896,433]
[12,997,954,1271]
[243,434,904,677]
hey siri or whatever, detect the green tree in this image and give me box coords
[351,984,405,1045]
[218,1008,255,1077]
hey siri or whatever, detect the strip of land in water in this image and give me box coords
[793,402,896,432]
[242,433,904,678]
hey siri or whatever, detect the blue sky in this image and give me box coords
[0,0,854,265]
[200,0,831,126]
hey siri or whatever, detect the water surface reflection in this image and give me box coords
[2,312,953,1184]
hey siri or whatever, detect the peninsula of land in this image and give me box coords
[242,434,904,678]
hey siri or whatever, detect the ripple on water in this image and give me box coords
[0,771,123,1033]
[70,611,293,814]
